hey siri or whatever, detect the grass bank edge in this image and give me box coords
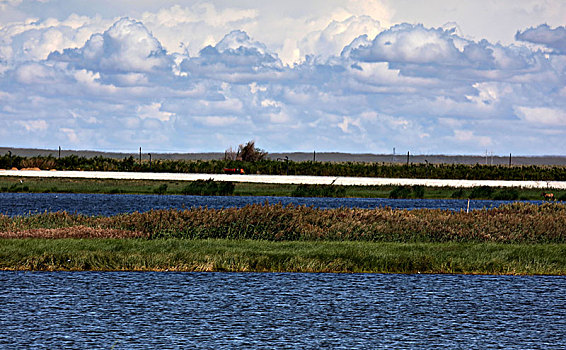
[2,176,565,200]
[1,239,564,275]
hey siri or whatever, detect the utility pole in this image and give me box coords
[139,147,142,163]
[148,153,152,168]
[313,150,316,162]
[509,153,512,166]
[58,146,61,159]
[406,151,410,166]
[392,147,396,163]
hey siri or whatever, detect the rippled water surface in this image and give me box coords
[0,272,565,349]
[0,192,539,216]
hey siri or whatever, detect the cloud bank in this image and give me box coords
[0,2,565,155]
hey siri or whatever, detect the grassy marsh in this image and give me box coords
[2,203,565,243]
[2,189,565,274]
[1,239,564,275]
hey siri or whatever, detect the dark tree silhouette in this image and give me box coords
[238,140,267,162]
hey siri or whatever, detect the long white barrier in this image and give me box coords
[1,170,566,189]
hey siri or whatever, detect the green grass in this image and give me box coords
[2,202,565,274]
[1,176,565,200]
[1,239,564,274]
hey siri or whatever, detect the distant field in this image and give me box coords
[2,147,565,165]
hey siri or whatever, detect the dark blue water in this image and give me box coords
[0,271,564,349]
[0,192,540,216]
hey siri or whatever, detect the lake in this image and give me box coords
[0,192,541,216]
[0,271,564,349]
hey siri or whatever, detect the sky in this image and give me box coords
[1,0,565,155]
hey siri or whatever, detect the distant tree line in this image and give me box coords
[2,152,566,181]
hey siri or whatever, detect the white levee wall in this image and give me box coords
[1,170,566,189]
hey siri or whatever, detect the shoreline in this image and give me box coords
[3,175,564,200]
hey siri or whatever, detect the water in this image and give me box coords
[0,192,540,216]
[0,271,564,349]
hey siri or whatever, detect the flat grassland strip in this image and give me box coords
[1,203,565,274]
[2,176,566,200]
[1,239,564,275]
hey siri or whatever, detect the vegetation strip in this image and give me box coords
[1,239,564,275]
[2,203,566,243]
[3,203,565,274]
[2,152,566,180]
[2,176,566,200]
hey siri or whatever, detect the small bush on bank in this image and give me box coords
[153,184,168,194]
[291,184,347,197]
[389,186,425,199]
[181,179,235,196]
[1,184,30,193]
[493,188,519,200]
[389,186,411,199]
[470,186,494,199]
[412,185,425,198]
[451,188,465,198]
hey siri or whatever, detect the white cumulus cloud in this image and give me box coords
[0,7,565,155]
[49,17,170,73]
[515,24,566,53]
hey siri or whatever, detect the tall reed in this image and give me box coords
[2,202,565,243]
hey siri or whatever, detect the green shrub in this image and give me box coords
[470,186,494,199]
[291,184,346,197]
[451,188,465,198]
[153,184,168,194]
[181,179,235,196]
[493,188,519,200]
[412,185,425,198]
[388,186,426,199]
[389,186,412,199]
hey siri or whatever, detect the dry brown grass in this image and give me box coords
[1,202,565,243]
[0,226,146,239]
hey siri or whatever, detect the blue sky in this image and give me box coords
[1,0,565,155]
